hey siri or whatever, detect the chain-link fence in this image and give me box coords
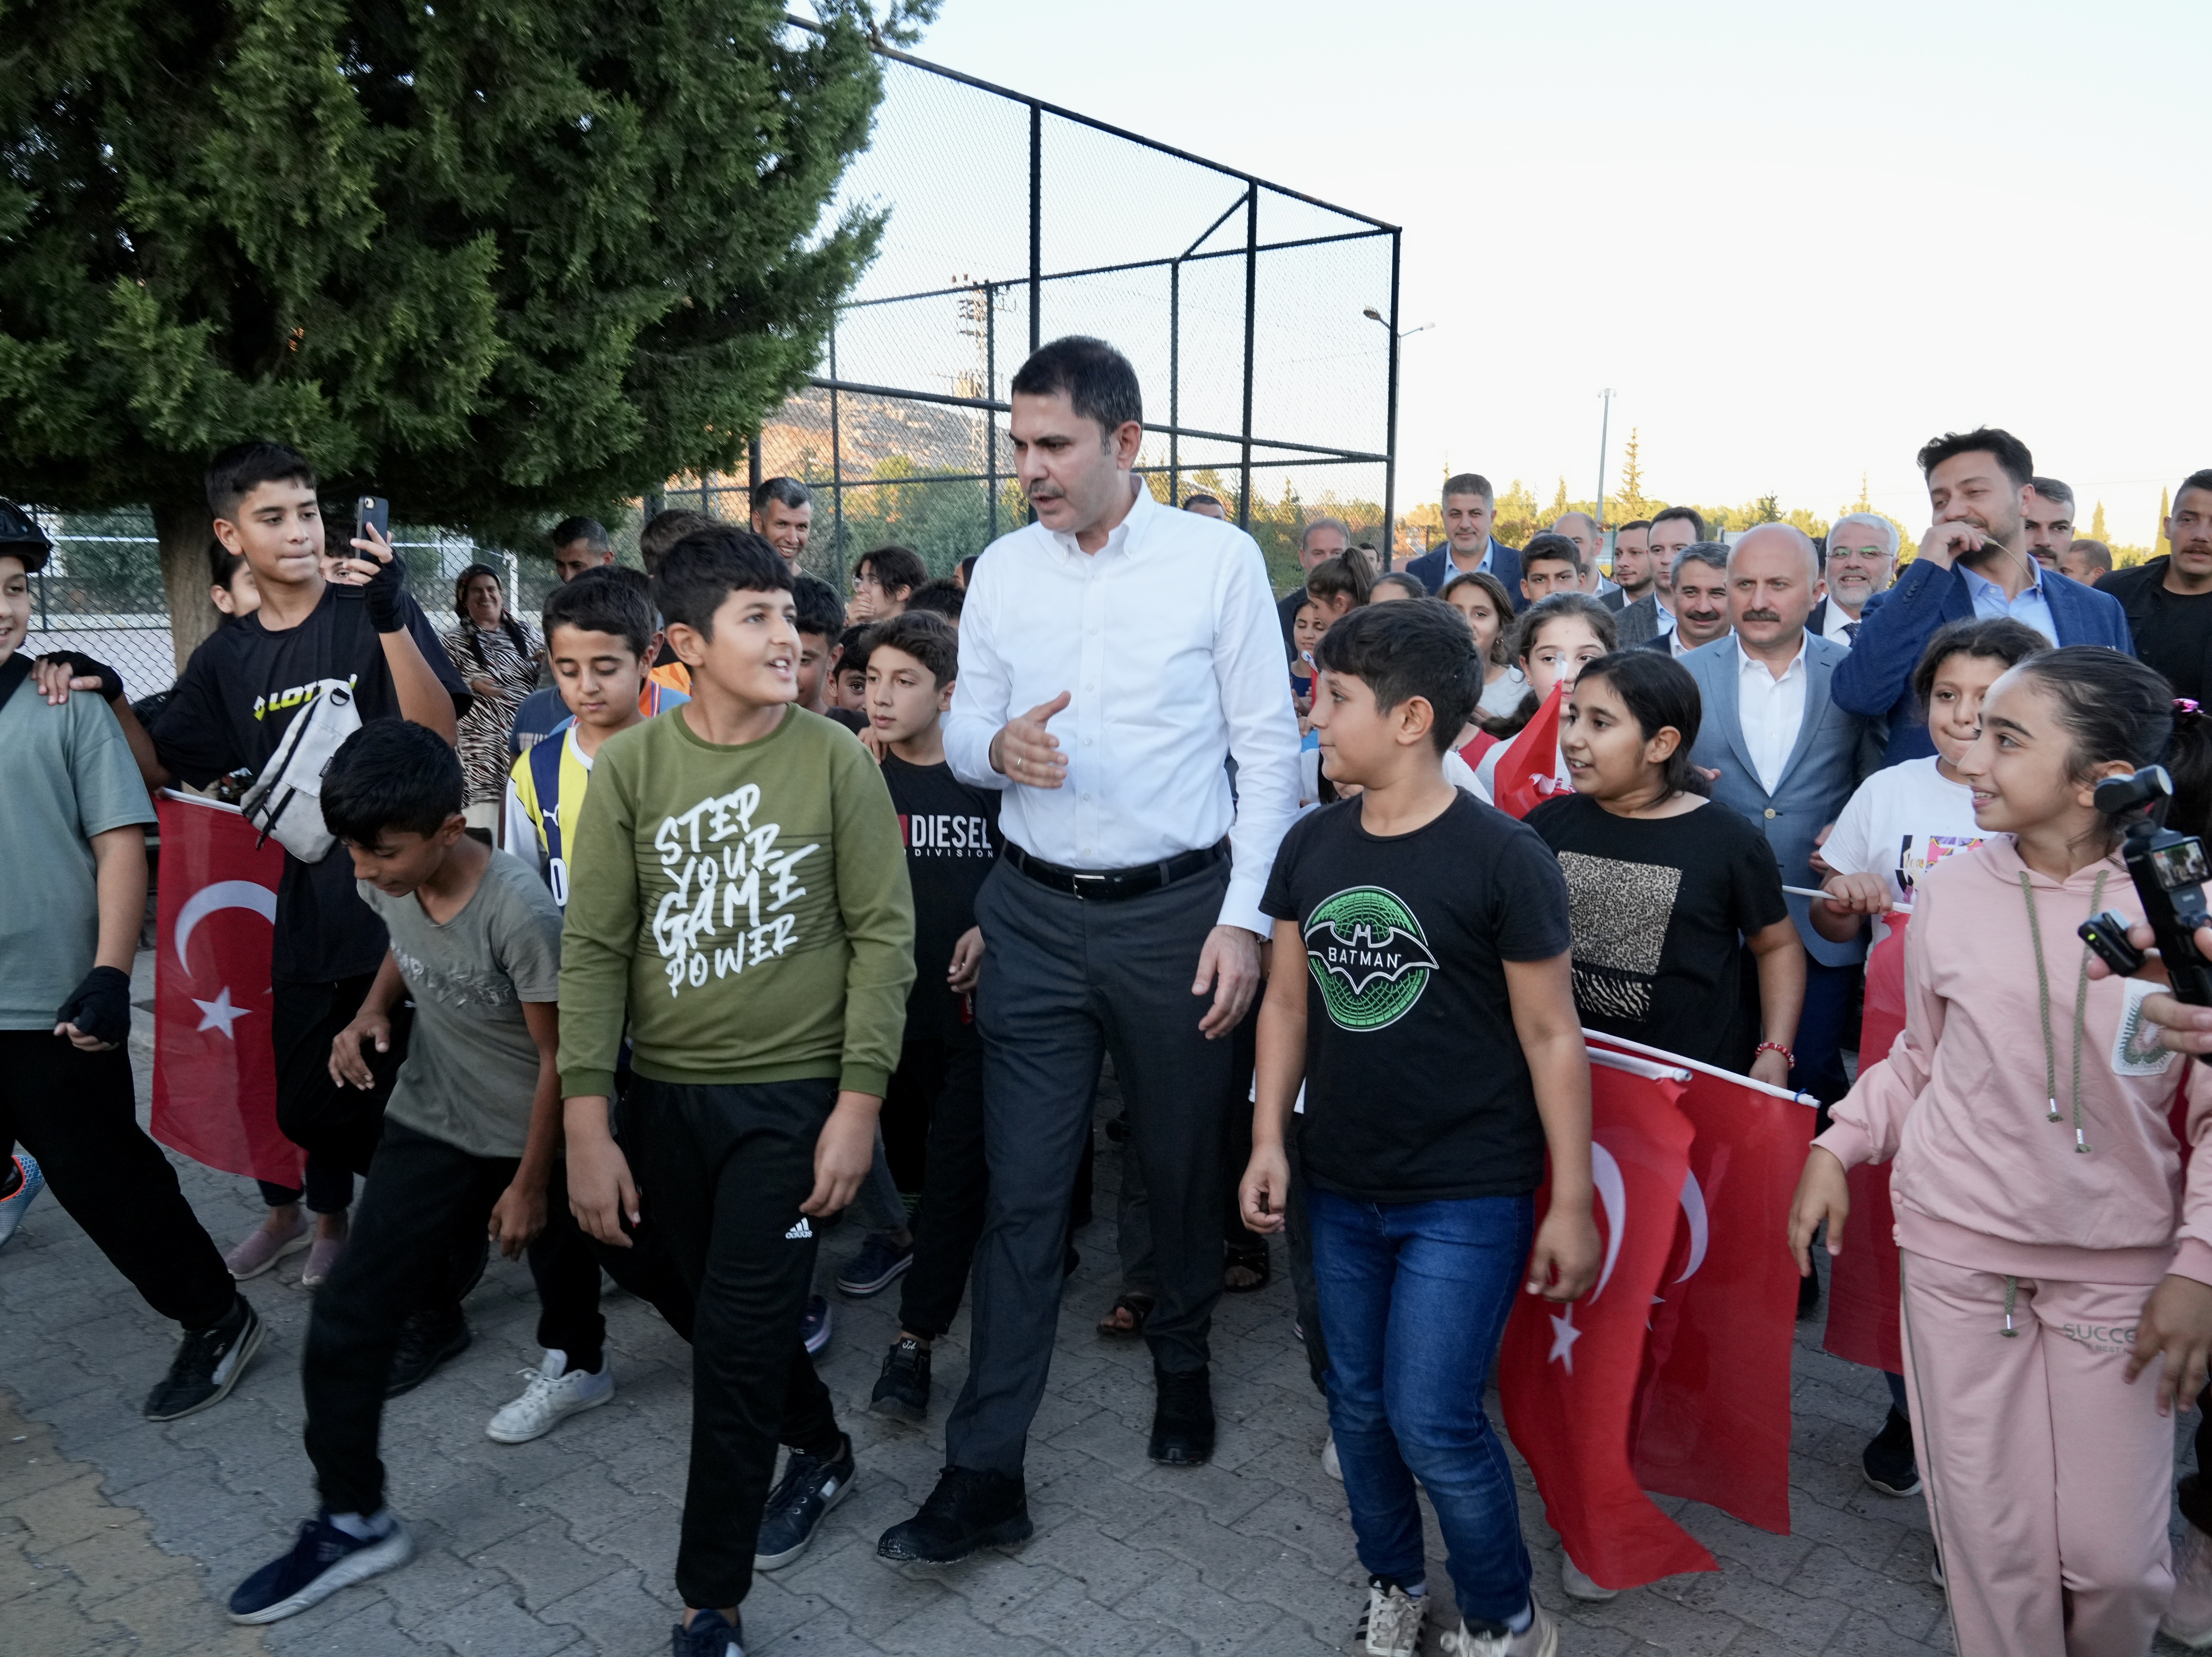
[670,29,1401,598]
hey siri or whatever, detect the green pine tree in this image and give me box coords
[0,0,931,664]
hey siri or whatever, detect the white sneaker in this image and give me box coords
[486,1349,614,1444]
[1355,1580,1426,1657]
[1561,1552,1619,1601]
[1440,1602,1559,1657]
[2167,1523,2212,1647]
[1321,1434,1343,1481]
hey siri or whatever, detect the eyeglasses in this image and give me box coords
[1827,545,1892,562]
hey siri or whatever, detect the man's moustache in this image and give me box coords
[1740,610,1783,623]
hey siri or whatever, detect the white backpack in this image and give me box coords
[239,681,362,862]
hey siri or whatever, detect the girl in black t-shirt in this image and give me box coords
[1526,650,1804,1082]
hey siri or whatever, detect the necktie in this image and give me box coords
[1844,620,1860,642]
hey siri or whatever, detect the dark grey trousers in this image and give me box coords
[945,857,1235,1475]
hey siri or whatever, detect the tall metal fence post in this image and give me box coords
[985,281,999,544]
[1382,227,1402,569]
[1238,188,1257,533]
[749,436,763,494]
[829,319,844,559]
[1028,103,1042,356]
[1169,258,1181,505]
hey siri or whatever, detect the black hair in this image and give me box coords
[1649,505,1706,541]
[958,554,980,583]
[542,566,655,658]
[1571,650,1710,801]
[1618,517,1653,535]
[653,524,792,637]
[205,441,316,521]
[1305,553,1372,608]
[2178,469,2212,509]
[865,611,959,688]
[906,577,965,622]
[1373,572,1427,600]
[790,571,845,641]
[752,476,811,514]
[451,562,531,675]
[1908,617,2049,715]
[854,544,928,599]
[835,624,874,682]
[1522,531,1584,576]
[549,515,609,552]
[639,508,720,576]
[2028,477,2074,514]
[1313,598,1482,755]
[1009,336,1143,439]
[208,537,247,590]
[2012,647,2212,843]
[320,720,464,843]
[1916,427,2034,490]
[1510,592,1618,666]
[1182,493,1222,511]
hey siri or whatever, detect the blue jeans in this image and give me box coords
[1309,1186,1535,1624]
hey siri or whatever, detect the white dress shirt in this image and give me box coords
[944,480,1303,935]
[1667,627,1701,659]
[1819,599,1861,646]
[1736,636,1809,795]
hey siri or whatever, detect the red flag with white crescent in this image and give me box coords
[1490,681,1567,820]
[1824,915,1909,1375]
[151,792,300,1187]
[1499,1056,1717,1590]
[1599,1039,1815,1537]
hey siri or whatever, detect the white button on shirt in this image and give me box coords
[1736,637,1809,795]
[943,480,1304,936]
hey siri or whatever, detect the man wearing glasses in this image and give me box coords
[1809,513,1898,645]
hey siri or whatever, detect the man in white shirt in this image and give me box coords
[1641,541,1732,658]
[1810,513,1898,645]
[878,338,1301,1567]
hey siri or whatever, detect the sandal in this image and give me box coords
[1224,1242,1272,1294]
[1097,1292,1155,1337]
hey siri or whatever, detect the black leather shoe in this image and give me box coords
[386,1309,470,1398]
[1149,1363,1215,1465]
[876,1467,1031,1563]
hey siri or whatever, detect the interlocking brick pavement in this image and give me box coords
[2,955,2202,1653]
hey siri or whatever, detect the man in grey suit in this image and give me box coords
[1614,506,1706,646]
[1674,523,1879,1113]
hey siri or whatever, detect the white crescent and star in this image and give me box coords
[173,881,277,1043]
[1553,1142,1714,1367]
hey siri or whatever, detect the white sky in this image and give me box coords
[897,0,2205,544]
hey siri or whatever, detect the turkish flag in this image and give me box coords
[1600,1040,1816,1537]
[1824,916,1909,1375]
[151,792,300,1187]
[1489,682,1567,819]
[1499,1055,1717,1590]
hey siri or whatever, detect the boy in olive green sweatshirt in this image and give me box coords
[557,527,914,1657]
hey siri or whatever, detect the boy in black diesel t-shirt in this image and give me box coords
[1238,601,1597,1657]
[71,444,472,1359]
[856,613,1005,1423]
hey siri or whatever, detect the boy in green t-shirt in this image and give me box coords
[558,525,914,1656]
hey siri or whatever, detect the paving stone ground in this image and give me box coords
[2,954,2202,1654]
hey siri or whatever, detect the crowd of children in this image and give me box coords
[10,396,2212,1657]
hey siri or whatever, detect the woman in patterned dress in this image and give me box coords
[440,564,541,840]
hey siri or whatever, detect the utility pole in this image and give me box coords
[1594,388,1615,564]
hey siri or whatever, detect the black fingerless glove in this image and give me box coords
[39,651,124,702]
[362,545,410,633]
[55,965,133,1047]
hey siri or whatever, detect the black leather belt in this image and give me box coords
[1004,838,1228,902]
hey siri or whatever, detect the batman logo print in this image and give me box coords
[1302,886,1439,1031]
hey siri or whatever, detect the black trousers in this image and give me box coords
[303,1120,602,1514]
[272,973,413,1179]
[0,1030,233,1330]
[946,858,1234,1476]
[624,1076,843,1610]
[892,1037,989,1340]
[1282,1110,1328,1394]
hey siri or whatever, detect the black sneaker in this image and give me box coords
[870,1337,931,1423]
[755,1434,854,1569]
[671,1606,744,1655]
[1149,1363,1215,1465]
[877,1467,1033,1563]
[144,1296,263,1421]
[1861,1405,1921,1496]
[227,1510,412,1624]
[385,1308,471,1398]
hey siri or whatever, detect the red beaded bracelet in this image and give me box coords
[1755,1041,1795,1067]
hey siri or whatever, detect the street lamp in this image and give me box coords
[1363,307,1432,339]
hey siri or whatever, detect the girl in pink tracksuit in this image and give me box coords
[1790,648,2212,1657]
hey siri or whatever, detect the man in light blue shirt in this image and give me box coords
[1957,558,2057,643]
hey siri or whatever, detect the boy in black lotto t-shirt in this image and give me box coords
[1237,600,1598,1657]
[74,443,472,1360]
[854,613,1005,1423]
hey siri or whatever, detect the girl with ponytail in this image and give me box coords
[1788,647,2212,1655]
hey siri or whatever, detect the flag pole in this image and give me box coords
[1583,1028,1818,1107]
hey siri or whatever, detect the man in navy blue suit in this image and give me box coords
[1403,474,1523,606]
[1832,428,2133,764]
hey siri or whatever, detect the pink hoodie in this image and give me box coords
[1816,835,2212,1288]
